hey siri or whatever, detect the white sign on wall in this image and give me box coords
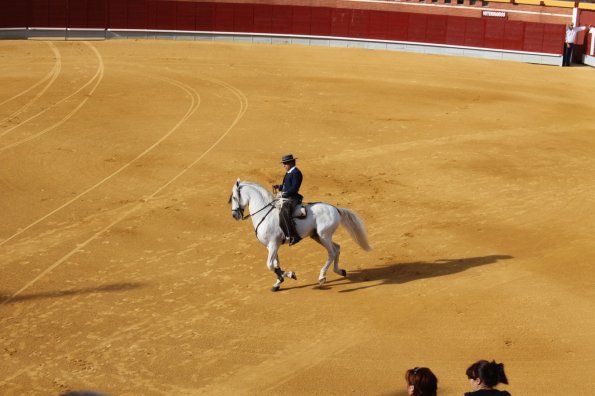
[482,10,507,18]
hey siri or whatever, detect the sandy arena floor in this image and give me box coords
[1,39,595,395]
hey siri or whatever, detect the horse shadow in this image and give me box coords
[0,282,146,305]
[283,254,513,292]
[339,254,513,292]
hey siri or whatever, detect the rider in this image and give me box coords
[272,154,303,246]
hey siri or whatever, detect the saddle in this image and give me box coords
[274,193,307,219]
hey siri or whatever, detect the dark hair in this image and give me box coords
[405,367,438,396]
[466,360,508,388]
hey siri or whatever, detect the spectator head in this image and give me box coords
[405,367,438,396]
[466,360,508,390]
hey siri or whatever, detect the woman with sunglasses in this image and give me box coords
[405,367,438,396]
[465,360,510,395]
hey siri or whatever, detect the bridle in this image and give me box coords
[229,185,278,236]
[229,192,245,219]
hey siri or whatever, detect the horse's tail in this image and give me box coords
[337,208,372,251]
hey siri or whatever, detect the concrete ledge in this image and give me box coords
[584,55,595,67]
[0,27,106,40]
[1,27,563,66]
[65,28,106,40]
[105,30,564,66]
[28,28,67,40]
[107,30,147,39]
[0,28,27,39]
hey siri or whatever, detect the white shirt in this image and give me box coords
[566,26,587,44]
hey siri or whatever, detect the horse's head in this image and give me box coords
[229,178,246,221]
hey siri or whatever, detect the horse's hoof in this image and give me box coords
[272,285,280,292]
[289,272,297,280]
[341,269,347,277]
[319,277,326,286]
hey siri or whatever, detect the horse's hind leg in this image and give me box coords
[311,233,339,286]
[331,242,347,277]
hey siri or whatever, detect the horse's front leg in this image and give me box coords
[267,243,297,292]
[266,243,282,292]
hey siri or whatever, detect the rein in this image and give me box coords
[233,184,279,237]
[240,194,279,236]
[240,200,275,220]
[243,201,278,237]
[253,205,276,237]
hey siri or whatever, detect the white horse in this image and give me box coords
[229,178,371,291]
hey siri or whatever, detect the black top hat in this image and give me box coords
[281,154,297,163]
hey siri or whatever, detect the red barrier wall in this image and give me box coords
[0,0,565,55]
[578,9,595,58]
[0,0,29,27]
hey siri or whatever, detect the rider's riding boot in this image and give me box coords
[289,236,301,246]
[288,220,302,246]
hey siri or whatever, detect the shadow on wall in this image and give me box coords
[338,255,513,292]
[0,282,146,305]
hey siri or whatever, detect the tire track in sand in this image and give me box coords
[0,74,247,305]
[0,67,202,390]
[0,41,102,144]
[0,69,198,249]
[0,42,62,124]
[0,72,248,392]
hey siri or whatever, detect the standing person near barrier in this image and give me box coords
[272,154,303,246]
[563,22,592,66]
[405,367,438,396]
[465,360,510,395]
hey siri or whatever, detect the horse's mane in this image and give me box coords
[240,181,274,203]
